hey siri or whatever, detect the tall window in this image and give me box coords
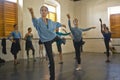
[44,4,57,21]
[0,0,17,37]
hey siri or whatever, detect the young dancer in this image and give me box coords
[24,27,36,61]
[67,14,96,70]
[56,28,71,64]
[8,24,21,65]
[28,6,66,80]
[99,18,112,62]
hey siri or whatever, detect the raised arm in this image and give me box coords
[99,18,104,33]
[28,8,39,29]
[28,8,35,18]
[67,14,72,30]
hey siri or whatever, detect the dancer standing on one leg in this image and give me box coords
[28,6,66,80]
[67,14,96,70]
[55,28,71,64]
[99,18,111,62]
[24,27,36,62]
[8,24,21,65]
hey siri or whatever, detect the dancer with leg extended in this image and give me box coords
[28,6,66,80]
[56,28,71,64]
[99,18,112,62]
[67,14,96,70]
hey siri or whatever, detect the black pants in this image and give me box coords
[73,40,82,64]
[56,43,62,53]
[43,36,61,80]
[11,39,21,60]
[14,54,17,60]
[26,48,35,56]
[104,39,110,57]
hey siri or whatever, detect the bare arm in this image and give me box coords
[99,18,104,33]
[62,29,67,33]
[28,8,35,18]
[61,24,66,28]
[67,14,72,30]
[8,33,15,42]
[24,33,28,40]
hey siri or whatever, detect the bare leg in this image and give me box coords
[39,44,44,59]
[59,52,63,64]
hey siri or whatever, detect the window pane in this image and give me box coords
[108,6,120,14]
[0,1,17,37]
[44,4,56,12]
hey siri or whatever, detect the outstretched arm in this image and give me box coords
[61,24,66,28]
[62,29,72,38]
[62,28,68,33]
[81,27,96,31]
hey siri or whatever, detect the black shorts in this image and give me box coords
[56,43,62,53]
[11,39,21,54]
[38,39,43,45]
[25,40,34,50]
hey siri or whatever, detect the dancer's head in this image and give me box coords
[103,24,109,32]
[104,27,109,32]
[73,18,78,27]
[40,6,49,18]
[102,24,107,28]
[13,24,18,30]
[28,27,32,33]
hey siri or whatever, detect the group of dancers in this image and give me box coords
[7,5,116,80]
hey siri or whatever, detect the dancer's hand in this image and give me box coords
[99,18,102,24]
[28,8,35,18]
[91,27,96,29]
[28,8,33,14]
[67,14,70,19]
[12,40,16,43]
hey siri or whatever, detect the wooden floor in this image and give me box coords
[0,52,120,80]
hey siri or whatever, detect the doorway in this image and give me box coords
[108,6,120,38]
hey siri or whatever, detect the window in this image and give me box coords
[0,0,17,37]
[44,4,57,21]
